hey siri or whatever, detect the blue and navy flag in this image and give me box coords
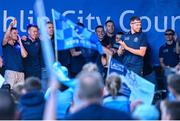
[108,57,155,104]
[52,9,103,54]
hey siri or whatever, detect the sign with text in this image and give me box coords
[108,57,155,104]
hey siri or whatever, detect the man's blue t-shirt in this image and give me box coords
[159,41,180,67]
[103,34,116,48]
[3,42,24,72]
[22,38,42,78]
[121,32,147,75]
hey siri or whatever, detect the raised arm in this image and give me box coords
[17,35,28,58]
[2,19,16,46]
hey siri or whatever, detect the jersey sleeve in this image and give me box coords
[140,33,147,47]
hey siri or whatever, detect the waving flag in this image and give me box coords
[52,9,103,54]
[108,57,155,104]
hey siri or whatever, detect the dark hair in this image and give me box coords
[24,77,41,92]
[162,100,180,120]
[105,20,115,26]
[77,22,84,27]
[102,53,107,58]
[0,89,15,120]
[27,24,38,30]
[10,27,17,32]
[1,84,11,92]
[46,21,53,25]
[95,25,104,31]
[117,31,124,35]
[165,29,175,35]
[130,16,141,22]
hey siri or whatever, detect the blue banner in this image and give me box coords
[108,57,155,104]
[0,0,180,65]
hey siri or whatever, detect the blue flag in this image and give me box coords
[108,57,155,104]
[52,9,103,54]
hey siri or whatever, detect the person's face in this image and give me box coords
[28,27,38,40]
[165,31,174,41]
[96,27,105,40]
[10,29,18,41]
[106,22,114,34]
[130,20,141,33]
[47,23,54,37]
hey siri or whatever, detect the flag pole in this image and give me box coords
[52,9,58,62]
[35,1,58,120]
[55,47,58,62]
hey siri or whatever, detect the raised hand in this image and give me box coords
[10,19,17,27]
[119,40,127,50]
[21,35,27,41]
[17,35,22,44]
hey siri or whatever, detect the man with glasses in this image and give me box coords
[118,16,147,76]
[159,29,180,76]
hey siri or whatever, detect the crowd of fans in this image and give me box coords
[0,15,180,120]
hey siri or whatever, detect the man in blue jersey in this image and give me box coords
[2,19,27,88]
[22,24,42,79]
[159,29,180,75]
[118,16,147,76]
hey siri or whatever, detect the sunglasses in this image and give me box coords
[131,22,141,24]
[165,33,173,36]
